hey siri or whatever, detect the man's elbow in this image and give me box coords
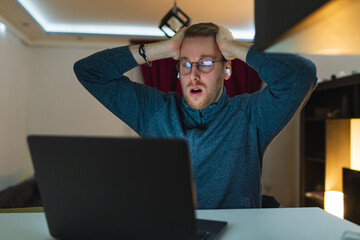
[295,57,318,91]
[73,60,83,76]
[73,59,88,83]
[302,57,317,81]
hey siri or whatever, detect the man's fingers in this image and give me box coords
[169,27,187,60]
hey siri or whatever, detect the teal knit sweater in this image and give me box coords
[74,46,317,209]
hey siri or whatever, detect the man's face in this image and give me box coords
[179,36,230,110]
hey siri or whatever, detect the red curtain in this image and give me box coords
[225,59,263,97]
[140,58,183,96]
[137,41,262,97]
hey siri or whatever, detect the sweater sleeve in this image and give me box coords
[73,45,169,135]
[242,47,317,156]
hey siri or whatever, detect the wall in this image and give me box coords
[0,25,142,191]
[27,44,139,137]
[0,27,29,190]
[263,116,300,206]
[302,54,360,80]
[25,44,142,177]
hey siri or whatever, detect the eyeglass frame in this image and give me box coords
[176,57,226,76]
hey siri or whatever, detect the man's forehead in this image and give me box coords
[179,36,222,61]
[179,54,218,61]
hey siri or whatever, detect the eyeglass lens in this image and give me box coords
[177,58,215,75]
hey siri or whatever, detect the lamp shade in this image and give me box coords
[325,118,360,192]
[254,0,360,55]
[159,4,191,38]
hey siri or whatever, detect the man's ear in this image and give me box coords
[224,60,232,80]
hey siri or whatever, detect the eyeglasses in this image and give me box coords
[176,58,225,76]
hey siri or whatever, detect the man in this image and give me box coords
[74,23,317,209]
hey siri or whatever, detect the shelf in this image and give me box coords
[305,117,359,122]
[305,118,326,122]
[316,73,360,91]
[301,73,360,207]
[305,191,324,203]
[307,157,325,163]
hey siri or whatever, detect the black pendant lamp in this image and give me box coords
[159,1,191,38]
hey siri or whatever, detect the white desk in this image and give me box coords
[196,208,360,240]
[0,208,359,240]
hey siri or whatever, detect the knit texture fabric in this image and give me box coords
[74,46,317,209]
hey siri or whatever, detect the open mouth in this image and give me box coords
[189,87,203,96]
[191,88,202,93]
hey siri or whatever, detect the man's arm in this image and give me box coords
[246,49,317,155]
[216,26,317,155]
[73,29,186,135]
[215,25,253,62]
[129,27,186,64]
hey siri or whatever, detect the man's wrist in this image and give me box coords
[138,43,152,67]
[130,42,174,65]
[144,41,174,61]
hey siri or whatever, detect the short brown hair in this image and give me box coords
[184,23,219,38]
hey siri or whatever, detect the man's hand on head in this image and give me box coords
[216,25,236,60]
[166,27,187,60]
[216,25,253,63]
[130,27,186,65]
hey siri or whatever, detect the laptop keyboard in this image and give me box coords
[197,231,211,240]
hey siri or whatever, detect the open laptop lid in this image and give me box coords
[27,135,198,240]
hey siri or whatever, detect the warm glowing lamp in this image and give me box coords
[325,191,344,218]
[350,120,360,171]
[325,118,360,218]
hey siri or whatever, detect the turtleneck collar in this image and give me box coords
[180,87,230,129]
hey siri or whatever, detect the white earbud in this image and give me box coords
[177,72,180,78]
[225,69,231,76]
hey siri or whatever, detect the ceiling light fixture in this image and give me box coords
[231,29,255,41]
[15,0,254,40]
[159,1,191,38]
[16,0,165,37]
[42,23,166,37]
[0,22,6,33]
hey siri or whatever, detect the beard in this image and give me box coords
[183,78,224,110]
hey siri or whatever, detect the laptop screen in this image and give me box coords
[28,136,198,240]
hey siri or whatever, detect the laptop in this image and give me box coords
[27,135,227,240]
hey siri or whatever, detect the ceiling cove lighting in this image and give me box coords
[0,22,6,33]
[231,29,255,41]
[16,0,254,40]
[43,24,167,37]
